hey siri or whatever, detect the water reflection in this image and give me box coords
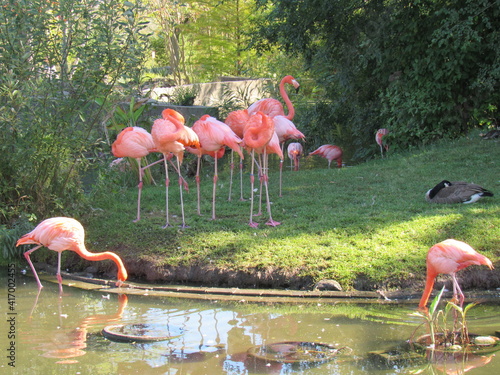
[3,274,499,374]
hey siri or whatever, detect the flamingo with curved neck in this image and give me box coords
[248,75,300,120]
[418,239,493,311]
[16,217,128,294]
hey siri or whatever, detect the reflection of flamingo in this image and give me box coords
[112,126,156,222]
[191,115,244,220]
[287,142,303,171]
[225,109,250,201]
[151,109,200,228]
[243,112,280,227]
[16,217,128,294]
[35,294,128,363]
[418,239,494,311]
[376,128,389,157]
[309,145,343,168]
[248,75,300,120]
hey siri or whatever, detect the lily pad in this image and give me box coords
[102,323,183,343]
[247,341,342,364]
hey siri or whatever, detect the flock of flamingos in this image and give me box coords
[14,76,494,316]
[110,75,353,229]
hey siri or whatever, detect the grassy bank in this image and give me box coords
[33,131,500,291]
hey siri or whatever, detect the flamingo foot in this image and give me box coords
[132,217,140,223]
[239,197,247,201]
[162,223,173,229]
[179,223,190,229]
[265,220,281,227]
[253,211,262,217]
[248,221,259,228]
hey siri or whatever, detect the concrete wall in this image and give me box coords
[148,78,272,107]
[145,103,219,125]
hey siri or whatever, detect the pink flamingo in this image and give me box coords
[273,116,305,194]
[224,109,250,201]
[151,109,200,228]
[419,239,494,311]
[243,112,281,227]
[16,217,128,294]
[376,128,389,157]
[191,114,244,220]
[309,145,343,168]
[111,126,156,222]
[287,142,303,171]
[248,75,300,120]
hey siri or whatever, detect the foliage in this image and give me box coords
[0,0,150,225]
[412,286,479,348]
[252,0,500,155]
[170,84,199,106]
[0,216,34,260]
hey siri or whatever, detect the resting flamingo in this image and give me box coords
[309,145,343,168]
[243,112,280,227]
[376,128,389,157]
[191,115,244,220]
[111,126,156,222]
[224,109,250,201]
[16,217,128,294]
[151,109,200,228]
[418,239,494,311]
[287,142,303,171]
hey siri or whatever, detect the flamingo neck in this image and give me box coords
[280,78,295,120]
[74,246,128,281]
[418,270,437,309]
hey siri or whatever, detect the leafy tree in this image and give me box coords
[0,0,149,225]
[253,0,500,157]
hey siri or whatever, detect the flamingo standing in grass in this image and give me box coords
[151,109,200,228]
[376,128,389,157]
[243,112,280,227]
[247,75,300,120]
[111,126,156,222]
[224,109,250,201]
[248,76,303,197]
[418,239,494,311]
[191,115,244,220]
[16,217,128,294]
[287,142,303,171]
[273,116,305,196]
[309,145,343,168]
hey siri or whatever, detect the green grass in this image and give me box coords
[51,131,500,290]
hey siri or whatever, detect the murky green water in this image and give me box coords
[1,271,499,375]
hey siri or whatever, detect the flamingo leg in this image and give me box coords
[56,251,63,295]
[162,157,172,228]
[279,143,284,197]
[248,149,258,227]
[228,150,234,201]
[264,149,281,226]
[196,156,202,216]
[212,156,218,220]
[134,158,143,223]
[451,273,465,307]
[142,157,165,170]
[177,157,189,228]
[23,245,44,290]
[239,156,245,201]
[255,154,263,216]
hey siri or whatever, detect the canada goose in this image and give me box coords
[425,180,494,204]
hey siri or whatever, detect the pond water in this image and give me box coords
[2,271,499,375]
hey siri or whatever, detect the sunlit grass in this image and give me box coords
[83,130,500,290]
